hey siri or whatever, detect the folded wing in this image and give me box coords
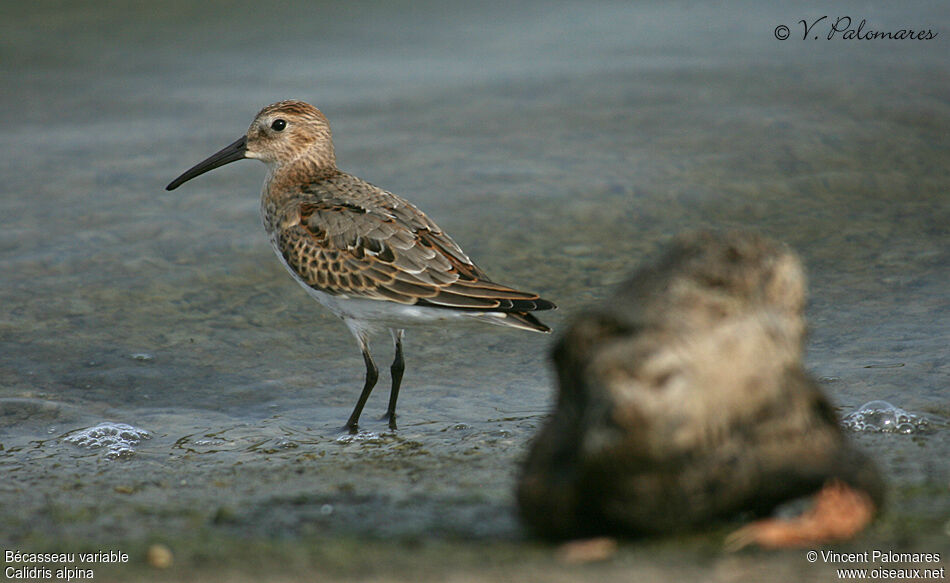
[275,189,556,319]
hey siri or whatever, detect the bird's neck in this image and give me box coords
[265,154,338,191]
[260,157,341,233]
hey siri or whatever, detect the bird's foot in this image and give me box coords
[725,479,876,550]
[380,412,398,431]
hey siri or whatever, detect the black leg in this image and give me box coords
[345,339,378,433]
[384,329,405,430]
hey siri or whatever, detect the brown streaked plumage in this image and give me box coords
[166,100,555,432]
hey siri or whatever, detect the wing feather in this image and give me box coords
[272,179,555,316]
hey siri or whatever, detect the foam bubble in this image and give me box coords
[61,422,151,459]
[335,431,383,444]
[842,400,929,434]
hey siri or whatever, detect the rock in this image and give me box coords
[555,537,618,564]
[517,230,883,544]
[146,544,173,569]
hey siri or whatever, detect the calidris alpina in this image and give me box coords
[518,231,881,547]
[167,100,555,432]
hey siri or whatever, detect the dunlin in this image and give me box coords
[167,100,555,432]
[518,231,882,546]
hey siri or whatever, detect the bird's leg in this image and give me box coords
[345,334,378,434]
[383,328,405,430]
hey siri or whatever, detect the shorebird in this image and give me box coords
[167,100,555,432]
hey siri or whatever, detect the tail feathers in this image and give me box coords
[478,311,552,333]
[412,287,556,332]
[420,295,556,312]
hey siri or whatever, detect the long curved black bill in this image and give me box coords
[165,136,248,191]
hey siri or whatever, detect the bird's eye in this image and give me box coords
[271,119,287,131]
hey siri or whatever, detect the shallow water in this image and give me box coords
[1,1,948,580]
